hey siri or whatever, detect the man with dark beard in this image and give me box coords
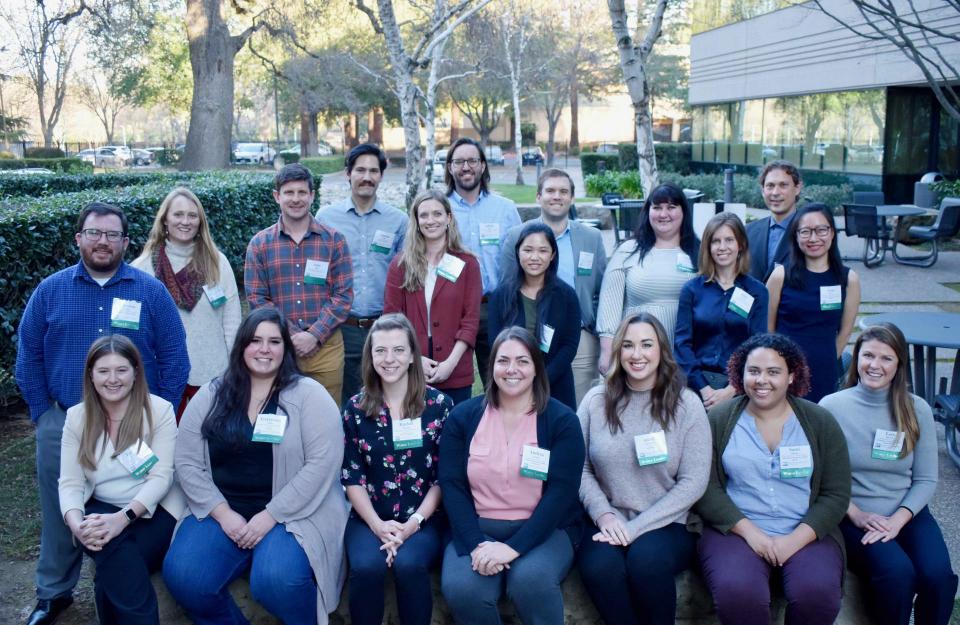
[444,137,520,384]
[16,202,188,625]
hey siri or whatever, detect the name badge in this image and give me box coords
[728,287,754,318]
[577,251,594,276]
[392,418,423,449]
[437,253,466,282]
[370,230,395,254]
[117,441,159,479]
[203,284,227,308]
[779,445,813,478]
[479,223,500,246]
[111,298,142,330]
[252,413,287,443]
[676,252,695,273]
[520,445,550,480]
[820,285,842,311]
[304,259,329,285]
[539,324,555,353]
[634,430,669,465]
[872,429,905,460]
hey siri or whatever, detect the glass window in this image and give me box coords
[885,88,930,176]
[939,103,959,177]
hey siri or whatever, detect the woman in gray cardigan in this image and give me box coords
[163,308,349,625]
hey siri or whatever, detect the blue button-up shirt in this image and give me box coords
[766,211,796,271]
[555,224,575,288]
[722,410,812,535]
[450,191,521,294]
[15,262,190,421]
[317,198,407,317]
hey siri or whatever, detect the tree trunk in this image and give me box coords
[569,75,579,151]
[369,108,384,144]
[511,85,524,186]
[300,109,318,156]
[181,0,238,170]
[451,104,460,142]
[546,119,557,166]
[345,114,357,148]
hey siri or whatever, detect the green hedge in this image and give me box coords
[0,171,212,199]
[0,158,93,173]
[584,170,644,198]
[933,178,960,201]
[0,171,299,405]
[24,147,66,158]
[0,151,15,159]
[583,143,693,176]
[580,154,620,176]
[301,156,344,177]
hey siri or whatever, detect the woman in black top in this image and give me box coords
[342,313,453,625]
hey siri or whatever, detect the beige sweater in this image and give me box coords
[176,376,349,623]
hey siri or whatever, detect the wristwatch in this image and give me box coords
[123,508,137,523]
[411,512,425,528]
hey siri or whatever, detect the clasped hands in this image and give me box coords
[741,525,806,567]
[848,507,906,545]
[421,356,455,385]
[70,511,128,552]
[470,541,519,576]
[218,509,278,549]
[373,518,419,567]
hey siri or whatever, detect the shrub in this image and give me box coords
[584,171,644,198]
[933,178,960,201]
[581,153,620,176]
[277,151,300,164]
[0,151,15,159]
[0,158,92,174]
[0,171,295,405]
[0,171,214,200]
[804,184,852,212]
[656,143,693,174]
[24,147,66,158]
[301,156,343,177]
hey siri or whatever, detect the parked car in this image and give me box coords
[521,146,545,166]
[78,147,125,168]
[104,146,133,166]
[233,142,276,165]
[78,149,97,165]
[485,145,504,165]
[131,149,154,166]
[317,140,334,156]
[431,149,448,183]
[595,143,619,154]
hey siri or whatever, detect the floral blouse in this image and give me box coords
[341,386,452,522]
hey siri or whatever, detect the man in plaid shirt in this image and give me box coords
[244,164,354,406]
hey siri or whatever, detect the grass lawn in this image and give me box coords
[491,183,599,206]
[0,420,41,560]
[946,283,960,294]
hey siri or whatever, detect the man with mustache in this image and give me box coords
[16,202,189,625]
[317,144,407,405]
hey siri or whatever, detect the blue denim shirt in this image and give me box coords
[450,191,521,294]
[317,198,407,317]
[16,262,190,420]
[722,410,812,535]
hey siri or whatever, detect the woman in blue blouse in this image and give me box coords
[675,212,768,408]
[488,221,581,410]
[341,313,454,625]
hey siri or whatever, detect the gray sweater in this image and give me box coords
[578,385,711,541]
[819,383,937,517]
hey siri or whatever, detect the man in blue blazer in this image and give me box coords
[746,160,803,281]
[501,168,608,406]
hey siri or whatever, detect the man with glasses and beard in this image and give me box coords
[444,138,521,384]
[16,202,188,625]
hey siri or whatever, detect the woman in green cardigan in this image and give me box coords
[694,333,851,625]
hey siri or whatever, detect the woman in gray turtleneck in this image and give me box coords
[820,322,957,625]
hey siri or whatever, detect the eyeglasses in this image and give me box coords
[450,158,481,168]
[80,228,125,242]
[796,226,832,240]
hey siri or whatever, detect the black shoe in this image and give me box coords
[26,596,73,625]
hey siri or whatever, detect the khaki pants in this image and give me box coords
[297,328,345,409]
[572,329,600,409]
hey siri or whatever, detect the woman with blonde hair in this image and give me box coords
[132,187,240,416]
[59,334,183,624]
[384,189,481,405]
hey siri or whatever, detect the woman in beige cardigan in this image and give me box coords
[162,307,349,625]
[59,334,184,625]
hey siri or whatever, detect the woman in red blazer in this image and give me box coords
[385,189,482,405]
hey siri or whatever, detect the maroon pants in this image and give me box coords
[175,385,200,424]
[698,526,842,625]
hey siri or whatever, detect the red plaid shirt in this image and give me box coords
[244,216,353,344]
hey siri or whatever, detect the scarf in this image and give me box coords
[153,244,203,311]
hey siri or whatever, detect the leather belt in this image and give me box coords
[344,315,380,329]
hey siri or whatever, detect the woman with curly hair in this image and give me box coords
[694,333,851,625]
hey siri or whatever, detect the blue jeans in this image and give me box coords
[841,507,958,625]
[441,518,573,625]
[344,515,442,625]
[162,515,316,625]
[577,522,696,625]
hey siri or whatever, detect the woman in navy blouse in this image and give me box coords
[341,313,454,625]
[675,212,767,408]
[488,221,581,410]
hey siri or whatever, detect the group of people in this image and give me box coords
[14,144,957,625]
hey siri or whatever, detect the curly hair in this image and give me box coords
[726,333,811,398]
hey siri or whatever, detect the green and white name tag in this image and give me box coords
[252,413,287,443]
[479,223,500,246]
[117,441,159,479]
[370,230,395,254]
[728,287,754,319]
[577,251,594,276]
[780,445,813,478]
[203,284,228,308]
[820,285,842,311]
[519,444,550,480]
[304,259,329,285]
[392,418,423,449]
[539,324,555,353]
[110,298,142,330]
[634,430,668,465]
[676,252,695,273]
[872,429,905,460]
[437,253,466,282]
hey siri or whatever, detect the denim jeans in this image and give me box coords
[163,515,316,625]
